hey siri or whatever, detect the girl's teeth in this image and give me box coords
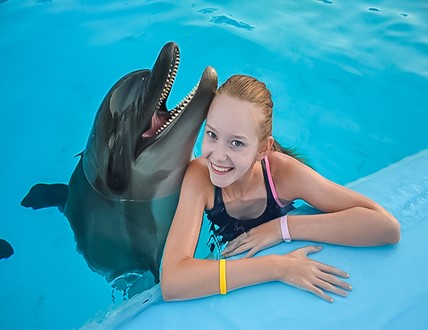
[212,163,231,172]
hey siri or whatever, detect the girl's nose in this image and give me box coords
[212,144,228,163]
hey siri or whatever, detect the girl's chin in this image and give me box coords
[209,171,235,188]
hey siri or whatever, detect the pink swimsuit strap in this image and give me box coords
[264,156,286,208]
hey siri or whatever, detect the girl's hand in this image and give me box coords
[222,219,282,258]
[278,245,352,302]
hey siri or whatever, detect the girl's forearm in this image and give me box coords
[161,255,279,301]
[288,206,400,246]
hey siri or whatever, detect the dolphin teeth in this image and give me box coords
[156,50,200,134]
[157,52,180,113]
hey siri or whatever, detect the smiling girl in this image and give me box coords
[161,75,400,302]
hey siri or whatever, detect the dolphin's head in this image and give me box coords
[83,42,217,200]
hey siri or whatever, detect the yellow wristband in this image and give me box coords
[219,259,227,295]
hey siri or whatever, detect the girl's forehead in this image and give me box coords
[206,94,263,138]
[207,94,262,122]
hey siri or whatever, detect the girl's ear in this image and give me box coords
[256,136,274,161]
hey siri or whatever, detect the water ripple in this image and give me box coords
[198,8,217,14]
[368,7,381,13]
[210,15,255,30]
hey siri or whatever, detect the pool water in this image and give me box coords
[0,1,427,329]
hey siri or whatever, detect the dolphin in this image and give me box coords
[21,42,218,296]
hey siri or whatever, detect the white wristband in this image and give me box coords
[280,215,292,242]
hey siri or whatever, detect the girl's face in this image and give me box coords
[202,93,266,188]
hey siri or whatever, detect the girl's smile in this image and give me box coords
[210,162,234,175]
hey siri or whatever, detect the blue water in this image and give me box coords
[1,0,427,329]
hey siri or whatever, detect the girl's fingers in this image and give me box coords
[244,247,260,258]
[296,245,323,256]
[317,261,350,279]
[312,277,349,297]
[303,283,334,303]
[223,241,252,257]
[279,246,352,302]
[316,271,352,291]
[222,233,249,254]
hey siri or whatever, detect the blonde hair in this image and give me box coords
[217,75,303,160]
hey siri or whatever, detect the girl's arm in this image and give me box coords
[161,158,351,302]
[280,154,400,246]
[222,153,400,258]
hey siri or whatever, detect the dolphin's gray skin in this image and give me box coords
[21,42,217,295]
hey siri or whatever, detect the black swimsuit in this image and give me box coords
[205,157,295,244]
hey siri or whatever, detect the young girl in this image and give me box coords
[161,75,400,303]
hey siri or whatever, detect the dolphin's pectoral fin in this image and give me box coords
[21,183,69,213]
[0,239,14,260]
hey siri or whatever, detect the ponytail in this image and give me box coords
[272,139,309,165]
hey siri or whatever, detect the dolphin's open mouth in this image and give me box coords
[137,47,199,155]
[83,42,217,197]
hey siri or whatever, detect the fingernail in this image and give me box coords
[348,285,352,290]
[346,273,350,278]
[329,298,334,303]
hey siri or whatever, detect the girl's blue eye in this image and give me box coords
[206,131,217,139]
[231,140,244,147]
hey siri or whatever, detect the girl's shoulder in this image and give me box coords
[267,151,325,202]
[186,157,210,178]
[183,157,215,208]
[267,151,302,175]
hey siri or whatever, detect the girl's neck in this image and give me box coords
[222,159,264,201]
